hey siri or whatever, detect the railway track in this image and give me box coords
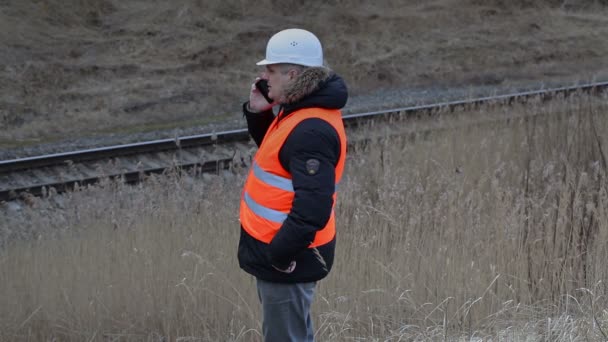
[1,81,607,202]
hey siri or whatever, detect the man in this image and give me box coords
[238,28,348,342]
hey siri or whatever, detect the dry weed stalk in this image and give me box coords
[0,93,607,340]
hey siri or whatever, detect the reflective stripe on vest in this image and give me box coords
[239,107,347,247]
[243,191,288,223]
[253,161,294,192]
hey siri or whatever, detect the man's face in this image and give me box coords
[262,64,296,102]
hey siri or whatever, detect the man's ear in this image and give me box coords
[288,68,299,80]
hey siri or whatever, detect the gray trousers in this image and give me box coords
[256,278,317,342]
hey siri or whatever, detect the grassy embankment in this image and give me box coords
[2,0,608,148]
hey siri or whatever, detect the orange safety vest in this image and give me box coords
[239,107,347,247]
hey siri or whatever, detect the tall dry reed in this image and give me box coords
[0,92,607,341]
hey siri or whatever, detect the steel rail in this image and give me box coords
[342,80,608,122]
[3,158,234,200]
[2,81,607,174]
[0,129,250,174]
[1,80,607,201]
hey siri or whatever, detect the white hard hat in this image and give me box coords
[257,28,323,67]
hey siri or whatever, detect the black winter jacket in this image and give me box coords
[238,68,348,283]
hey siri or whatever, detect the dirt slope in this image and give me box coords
[1,0,607,148]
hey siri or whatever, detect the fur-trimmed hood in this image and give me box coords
[280,67,348,116]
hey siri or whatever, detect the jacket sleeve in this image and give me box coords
[243,101,275,147]
[267,118,341,268]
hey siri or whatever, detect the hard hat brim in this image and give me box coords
[256,59,276,66]
[256,59,322,67]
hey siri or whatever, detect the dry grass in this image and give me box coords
[1,92,607,340]
[1,0,608,146]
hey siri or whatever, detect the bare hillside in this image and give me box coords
[1,0,607,148]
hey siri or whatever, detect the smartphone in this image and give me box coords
[255,79,273,104]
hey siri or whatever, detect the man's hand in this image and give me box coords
[248,77,275,113]
[273,261,296,274]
